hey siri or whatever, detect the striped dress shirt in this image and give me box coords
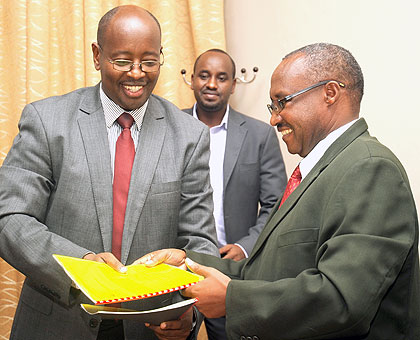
[99,84,148,178]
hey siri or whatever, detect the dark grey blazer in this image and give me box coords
[188,119,420,340]
[0,84,218,340]
[184,107,287,254]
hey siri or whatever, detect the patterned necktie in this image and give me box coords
[112,113,135,260]
[279,165,302,207]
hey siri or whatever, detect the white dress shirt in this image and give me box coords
[193,104,229,247]
[300,118,359,180]
[100,84,148,178]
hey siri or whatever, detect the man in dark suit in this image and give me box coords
[183,49,286,340]
[139,43,420,339]
[0,5,218,340]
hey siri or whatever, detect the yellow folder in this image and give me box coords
[53,254,203,305]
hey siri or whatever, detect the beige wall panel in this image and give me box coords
[225,0,420,211]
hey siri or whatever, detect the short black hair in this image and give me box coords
[285,43,364,103]
[193,49,236,79]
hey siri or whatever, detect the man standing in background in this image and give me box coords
[183,49,287,340]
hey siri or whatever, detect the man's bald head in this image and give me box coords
[97,5,161,47]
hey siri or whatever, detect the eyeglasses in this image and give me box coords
[267,80,345,115]
[97,44,164,73]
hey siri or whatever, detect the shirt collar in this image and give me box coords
[100,83,148,129]
[192,103,229,130]
[300,118,359,179]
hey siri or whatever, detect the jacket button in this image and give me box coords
[253,337,259,340]
[240,337,246,340]
[89,318,99,328]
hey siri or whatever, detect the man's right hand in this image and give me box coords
[83,252,127,273]
[134,248,187,270]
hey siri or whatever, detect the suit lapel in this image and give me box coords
[121,97,166,263]
[78,85,113,251]
[248,118,369,260]
[249,163,321,259]
[183,107,247,190]
[223,109,247,190]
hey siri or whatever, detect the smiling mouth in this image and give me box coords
[123,85,143,93]
[281,128,293,136]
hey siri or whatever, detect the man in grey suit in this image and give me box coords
[183,49,286,340]
[139,43,420,339]
[0,5,217,340]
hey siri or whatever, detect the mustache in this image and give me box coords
[276,123,293,131]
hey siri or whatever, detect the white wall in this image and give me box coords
[225,0,420,212]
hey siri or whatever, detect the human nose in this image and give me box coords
[269,111,282,127]
[127,63,146,79]
[206,76,217,89]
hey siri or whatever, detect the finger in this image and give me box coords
[134,249,174,266]
[144,324,162,336]
[99,252,127,273]
[233,253,243,261]
[185,258,212,278]
[134,251,162,266]
[219,244,230,254]
[157,319,188,330]
[221,251,235,259]
[221,245,245,261]
[134,249,186,267]
[181,286,194,299]
[82,253,103,262]
[83,252,127,273]
[145,321,191,339]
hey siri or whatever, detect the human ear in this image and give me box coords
[190,74,194,90]
[324,81,341,105]
[92,43,101,71]
[230,78,237,95]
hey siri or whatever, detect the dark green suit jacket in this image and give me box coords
[188,118,420,339]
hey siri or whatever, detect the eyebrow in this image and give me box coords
[109,50,159,58]
[271,91,287,100]
[198,70,229,76]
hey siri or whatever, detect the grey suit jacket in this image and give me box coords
[188,119,420,339]
[183,107,286,254]
[0,84,218,340]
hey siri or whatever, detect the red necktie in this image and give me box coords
[279,165,301,207]
[112,113,135,260]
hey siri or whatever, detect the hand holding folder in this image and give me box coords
[53,255,202,305]
[54,254,202,323]
[53,254,203,305]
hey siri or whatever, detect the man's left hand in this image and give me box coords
[220,244,245,261]
[145,307,193,340]
[182,258,230,318]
